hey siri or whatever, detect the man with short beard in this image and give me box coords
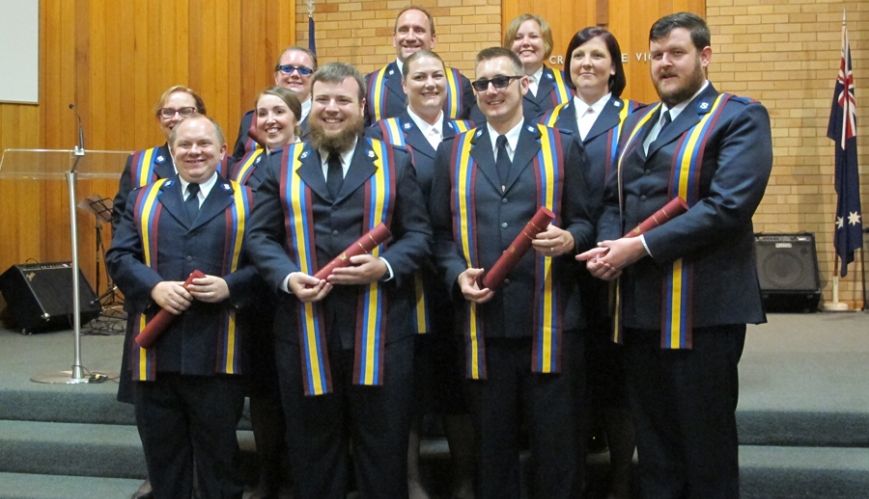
[579,12,772,498]
[245,62,432,499]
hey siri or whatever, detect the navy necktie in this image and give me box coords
[184,183,200,224]
[327,153,343,199]
[659,110,672,134]
[495,135,511,193]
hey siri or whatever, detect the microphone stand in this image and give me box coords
[31,104,107,384]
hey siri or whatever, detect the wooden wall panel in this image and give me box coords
[501,0,705,104]
[0,0,296,297]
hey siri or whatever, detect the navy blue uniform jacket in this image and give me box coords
[598,84,772,330]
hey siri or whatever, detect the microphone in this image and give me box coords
[69,103,85,156]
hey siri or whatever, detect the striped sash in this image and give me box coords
[230,148,264,185]
[444,67,466,119]
[280,140,396,396]
[377,118,429,334]
[368,66,391,123]
[611,104,660,345]
[129,147,162,187]
[450,125,564,379]
[376,117,474,335]
[612,95,732,348]
[370,65,467,122]
[605,100,640,179]
[129,178,252,380]
[547,69,572,108]
[660,93,731,349]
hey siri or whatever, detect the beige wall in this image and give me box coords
[708,0,868,306]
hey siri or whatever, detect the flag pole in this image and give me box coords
[823,9,851,312]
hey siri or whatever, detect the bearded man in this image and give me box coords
[245,62,432,499]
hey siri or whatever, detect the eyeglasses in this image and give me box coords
[158,107,197,118]
[275,64,314,76]
[470,75,523,92]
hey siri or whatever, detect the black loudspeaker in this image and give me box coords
[755,233,821,312]
[0,262,100,333]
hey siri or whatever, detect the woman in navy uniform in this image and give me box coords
[540,27,643,499]
[367,49,475,499]
[229,86,301,499]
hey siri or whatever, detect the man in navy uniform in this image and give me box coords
[365,5,474,124]
[430,46,594,499]
[246,62,431,499]
[579,12,772,499]
[108,115,257,499]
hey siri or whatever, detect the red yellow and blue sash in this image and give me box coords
[129,178,252,380]
[611,95,732,348]
[444,67,466,120]
[450,125,564,379]
[215,182,253,373]
[129,147,163,188]
[546,68,572,108]
[369,64,467,122]
[376,117,474,335]
[610,104,660,344]
[280,140,396,395]
[368,66,391,123]
[376,118,429,334]
[542,98,639,179]
[660,93,731,349]
[230,148,265,185]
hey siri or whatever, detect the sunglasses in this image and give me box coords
[275,64,314,76]
[471,75,523,92]
[158,107,197,118]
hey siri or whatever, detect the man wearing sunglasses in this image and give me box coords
[230,46,317,162]
[364,6,474,125]
[430,47,595,499]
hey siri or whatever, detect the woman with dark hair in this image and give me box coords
[228,86,301,499]
[540,27,642,499]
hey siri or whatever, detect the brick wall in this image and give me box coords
[707,0,868,307]
[297,0,869,307]
[296,0,501,76]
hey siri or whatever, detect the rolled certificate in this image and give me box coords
[314,223,392,281]
[481,207,555,290]
[134,269,205,348]
[625,197,688,237]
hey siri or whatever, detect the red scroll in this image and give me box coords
[134,270,205,348]
[314,223,393,281]
[625,197,688,238]
[480,207,555,290]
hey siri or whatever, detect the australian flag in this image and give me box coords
[827,16,863,277]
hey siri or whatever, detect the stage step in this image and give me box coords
[0,419,255,480]
[0,472,143,499]
[740,445,869,498]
